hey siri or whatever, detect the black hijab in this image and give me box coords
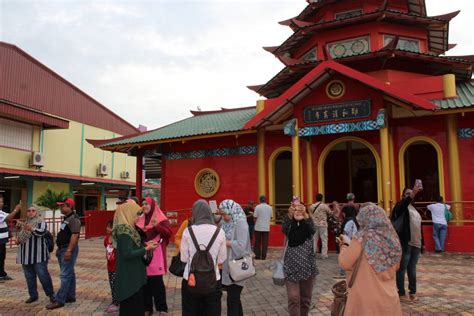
[342,205,359,230]
[192,200,215,225]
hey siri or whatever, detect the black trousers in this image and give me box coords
[254,231,269,259]
[226,284,244,316]
[181,279,221,316]
[0,243,6,277]
[120,287,145,316]
[144,275,168,312]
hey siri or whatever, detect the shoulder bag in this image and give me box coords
[272,238,287,286]
[228,226,256,282]
[444,204,453,222]
[330,237,366,316]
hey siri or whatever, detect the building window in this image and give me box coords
[383,35,420,53]
[302,47,317,62]
[335,9,363,20]
[0,117,33,151]
[327,36,370,59]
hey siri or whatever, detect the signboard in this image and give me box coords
[303,100,371,124]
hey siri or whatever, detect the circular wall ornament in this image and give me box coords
[194,168,220,198]
[326,80,345,99]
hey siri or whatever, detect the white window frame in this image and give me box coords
[0,117,33,151]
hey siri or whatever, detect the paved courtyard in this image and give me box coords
[1,238,473,316]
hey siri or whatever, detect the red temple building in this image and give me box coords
[91,0,474,252]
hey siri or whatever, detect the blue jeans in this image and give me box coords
[56,246,79,304]
[22,261,54,299]
[396,245,421,296]
[433,223,448,251]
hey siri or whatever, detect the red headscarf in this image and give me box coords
[143,197,168,226]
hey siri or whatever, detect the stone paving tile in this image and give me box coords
[0,238,473,315]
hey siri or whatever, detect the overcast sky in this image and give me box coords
[1,0,473,131]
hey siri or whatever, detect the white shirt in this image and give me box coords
[427,203,449,225]
[180,224,227,280]
[0,210,9,242]
[343,220,358,241]
[254,203,273,232]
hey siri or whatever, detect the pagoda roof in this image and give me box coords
[273,9,456,56]
[433,81,474,110]
[252,48,473,99]
[245,60,438,129]
[88,107,256,152]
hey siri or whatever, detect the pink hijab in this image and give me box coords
[143,197,168,226]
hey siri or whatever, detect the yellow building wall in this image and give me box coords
[41,121,82,175]
[32,181,70,203]
[1,119,136,183]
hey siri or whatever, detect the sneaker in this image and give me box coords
[0,275,13,281]
[409,294,419,302]
[106,304,119,313]
[399,295,411,303]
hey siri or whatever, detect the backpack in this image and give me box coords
[44,230,54,253]
[187,226,220,296]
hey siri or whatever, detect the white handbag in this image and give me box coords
[228,227,256,282]
[272,239,287,286]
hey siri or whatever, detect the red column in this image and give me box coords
[136,151,143,201]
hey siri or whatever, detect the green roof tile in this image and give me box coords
[101,107,256,147]
[433,81,474,109]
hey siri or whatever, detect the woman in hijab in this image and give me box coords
[282,197,318,316]
[338,203,403,316]
[113,200,158,316]
[16,204,55,304]
[219,199,251,316]
[180,200,227,316]
[341,205,359,241]
[136,197,172,316]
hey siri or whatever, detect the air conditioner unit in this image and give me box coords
[97,163,108,176]
[30,152,45,168]
[120,170,130,179]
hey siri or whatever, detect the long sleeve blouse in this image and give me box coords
[221,219,251,286]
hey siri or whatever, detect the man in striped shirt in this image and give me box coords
[0,196,21,282]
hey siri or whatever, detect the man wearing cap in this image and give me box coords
[46,198,81,310]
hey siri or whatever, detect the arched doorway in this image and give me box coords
[274,151,292,221]
[319,137,381,203]
[401,138,444,202]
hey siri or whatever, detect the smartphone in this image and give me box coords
[415,179,423,190]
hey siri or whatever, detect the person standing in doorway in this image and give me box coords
[345,193,361,213]
[254,195,272,260]
[0,196,21,282]
[391,184,423,303]
[310,194,333,259]
[427,196,450,253]
[46,198,81,310]
[243,200,255,242]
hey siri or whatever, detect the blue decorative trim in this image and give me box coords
[164,145,257,160]
[458,128,474,139]
[299,109,386,137]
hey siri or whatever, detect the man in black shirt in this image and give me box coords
[243,200,255,241]
[47,198,81,310]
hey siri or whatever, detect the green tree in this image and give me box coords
[35,187,70,210]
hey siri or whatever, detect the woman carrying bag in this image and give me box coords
[338,204,402,316]
[219,199,253,316]
[282,197,318,316]
[16,204,55,304]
